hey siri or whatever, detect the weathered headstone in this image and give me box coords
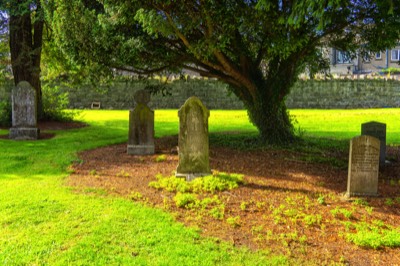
[361,121,386,166]
[127,90,155,155]
[346,135,380,197]
[9,81,40,140]
[176,97,211,181]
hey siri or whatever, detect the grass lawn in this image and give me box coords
[292,108,400,144]
[0,108,399,265]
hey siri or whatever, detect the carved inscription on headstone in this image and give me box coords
[346,135,380,197]
[9,81,40,140]
[127,90,155,155]
[361,121,386,166]
[176,97,211,181]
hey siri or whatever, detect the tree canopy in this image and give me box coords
[52,0,399,143]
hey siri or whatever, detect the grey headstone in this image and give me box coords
[9,81,40,140]
[127,90,154,155]
[361,121,386,166]
[176,96,211,181]
[346,135,380,197]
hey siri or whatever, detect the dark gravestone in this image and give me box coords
[127,90,155,155]
[176,97,211,181]
[9,81,40,140]
[346,135,380,197]
[361,121,386,166]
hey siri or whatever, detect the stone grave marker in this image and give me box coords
[9,81,40,140]
[176,96,211,181]
[127,90,155,155]
[361,121,386,166]
[346,135,380,197]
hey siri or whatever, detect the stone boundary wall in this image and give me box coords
[62,79,245,110]
[1,79,400,109]
[287,79,400,109]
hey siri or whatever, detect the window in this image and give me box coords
[375,51,382,60]
[391,49,400,61]
[336,50,352,64]
[363,52,371,63]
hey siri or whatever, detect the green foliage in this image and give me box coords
[149,174,190,193]
[173,192,198,208]
[130,191,143,201]
[0,99,11,127]
[345,222,400,249]
[149,172,244,194]
[353,198,369,207]
[381,67,400,75]
[41,84,78,122]
[317,195,326,205]
[155,154,167,162]
[191,172,244,193]
[384,198,395,206]
[303,214,322,227]
[331,207,353,219]
[149,172,238,222]
[226,216,241,228]
[0,35,11,81]
[240,201,249,211]
[209,206,225,220]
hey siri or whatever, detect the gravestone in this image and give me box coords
[127,90,155,155]
[361,121,386,166]
[9,81,40,140]
[346,135,380,197]
[176,96,211,181]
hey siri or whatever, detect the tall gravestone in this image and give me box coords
[9,81,40,140]
[127,90,155,155]
[176,97,211,181]
[346,135,380,197]
[361,121,386,166]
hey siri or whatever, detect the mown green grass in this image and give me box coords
[292,108,400,144]
[1,108,400,264]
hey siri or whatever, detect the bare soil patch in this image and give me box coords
[68,136,400,265]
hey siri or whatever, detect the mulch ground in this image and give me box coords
[67,137,400,265]
[2,122,400,265]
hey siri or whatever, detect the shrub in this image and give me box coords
[381,67,400,75]
[0,99,11,127]
[41,84,78,122]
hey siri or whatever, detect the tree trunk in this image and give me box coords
[230,60,298,144]
[9,2,44,118]
[246,93,295,144]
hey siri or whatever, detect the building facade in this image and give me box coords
[330,45,400,74]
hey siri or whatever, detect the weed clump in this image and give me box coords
[149,171,244,194]
[345,221,400,249]
[149,171,243,220]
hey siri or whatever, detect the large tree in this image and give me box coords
[1,0,44,115]
[52,0,399,143]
